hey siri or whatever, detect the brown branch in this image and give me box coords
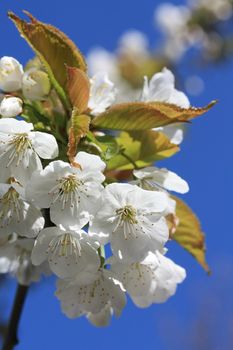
[1,284,29,350]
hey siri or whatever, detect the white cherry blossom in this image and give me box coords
[27,152,106,229]
[88,72,116,115]
[133,166,189,193]
[110,250,186,308]
[31,226,100,279]
[0,57,23,92]
[0,96,23,118]
[89,183,170,262]
[141,68,190,108]
[0,236,50,285]
[0,118,59,185]
[55,269,126,324]
[139,68,190,145]
[0,181,44,238]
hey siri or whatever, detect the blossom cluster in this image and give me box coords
[87,0,233,102]
[0,55,191,326]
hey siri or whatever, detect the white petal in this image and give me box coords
[88,72,116,115]
[141,67,190,108]
[127,186,169,212]
[87,306,112,327]
[162,125,184,145]
[26,160,71,208]
[74,151,106,173]
[88,218,111,245]
[152,252,186,303]
[111,227,151,262]
[0,118,33,133]
[134,166,189,193]
[30,131,59,159]
[167,89,190,108]
[31,227,59,266]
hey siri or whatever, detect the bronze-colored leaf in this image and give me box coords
[9,11,87,109]
[67,110,90,164]
[172,196,210,273]
[91,100,216,131]
[66,66,90,113]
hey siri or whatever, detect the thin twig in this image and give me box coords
[2,284,29,350]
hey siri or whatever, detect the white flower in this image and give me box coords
[26,152,106,229]
[0,236,50,285]
[110,250,186,308]
[89,183,170,262]
[141,68,190,108]
[55,269,126,324]
[0,118,59,185]
[87,48,118,79]
[0,182,44,238]
[155,4,190,36]
[133,166,189,194]
[22,68,51,101]
[0,96,23,117]
[0,57,23,92]
[118,30,149,57]
[31,226,100,279]
[88,72,116,115]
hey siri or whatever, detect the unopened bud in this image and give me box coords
[22,68,51,101]
[0,56,23,92]
[0,96,23,117]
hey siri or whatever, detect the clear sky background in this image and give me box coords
[0,0,233,349]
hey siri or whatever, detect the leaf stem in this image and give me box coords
[120,150,139,169]
[1,284,29,350]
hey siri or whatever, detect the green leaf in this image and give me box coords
[66,66,90,113]
[107,130,179,170]
[91,101,216,131]
[9,11,87,110]
[131,130,179,162]
[172,196,210,273]
[107,132,141,170]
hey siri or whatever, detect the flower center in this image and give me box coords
[114,205,139,240]
[49,174,86,209]
[47,233,82,260]
[116,205,138,224]
[0,187,22,227]
[60,175,82,193]
[3,133,32,167]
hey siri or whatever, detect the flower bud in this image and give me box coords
[0,56,23,92]
[0,96,23,117]
[22,68,51,101]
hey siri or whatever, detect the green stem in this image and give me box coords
[120,150,139,169]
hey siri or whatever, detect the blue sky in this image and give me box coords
[0,0,233,349]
